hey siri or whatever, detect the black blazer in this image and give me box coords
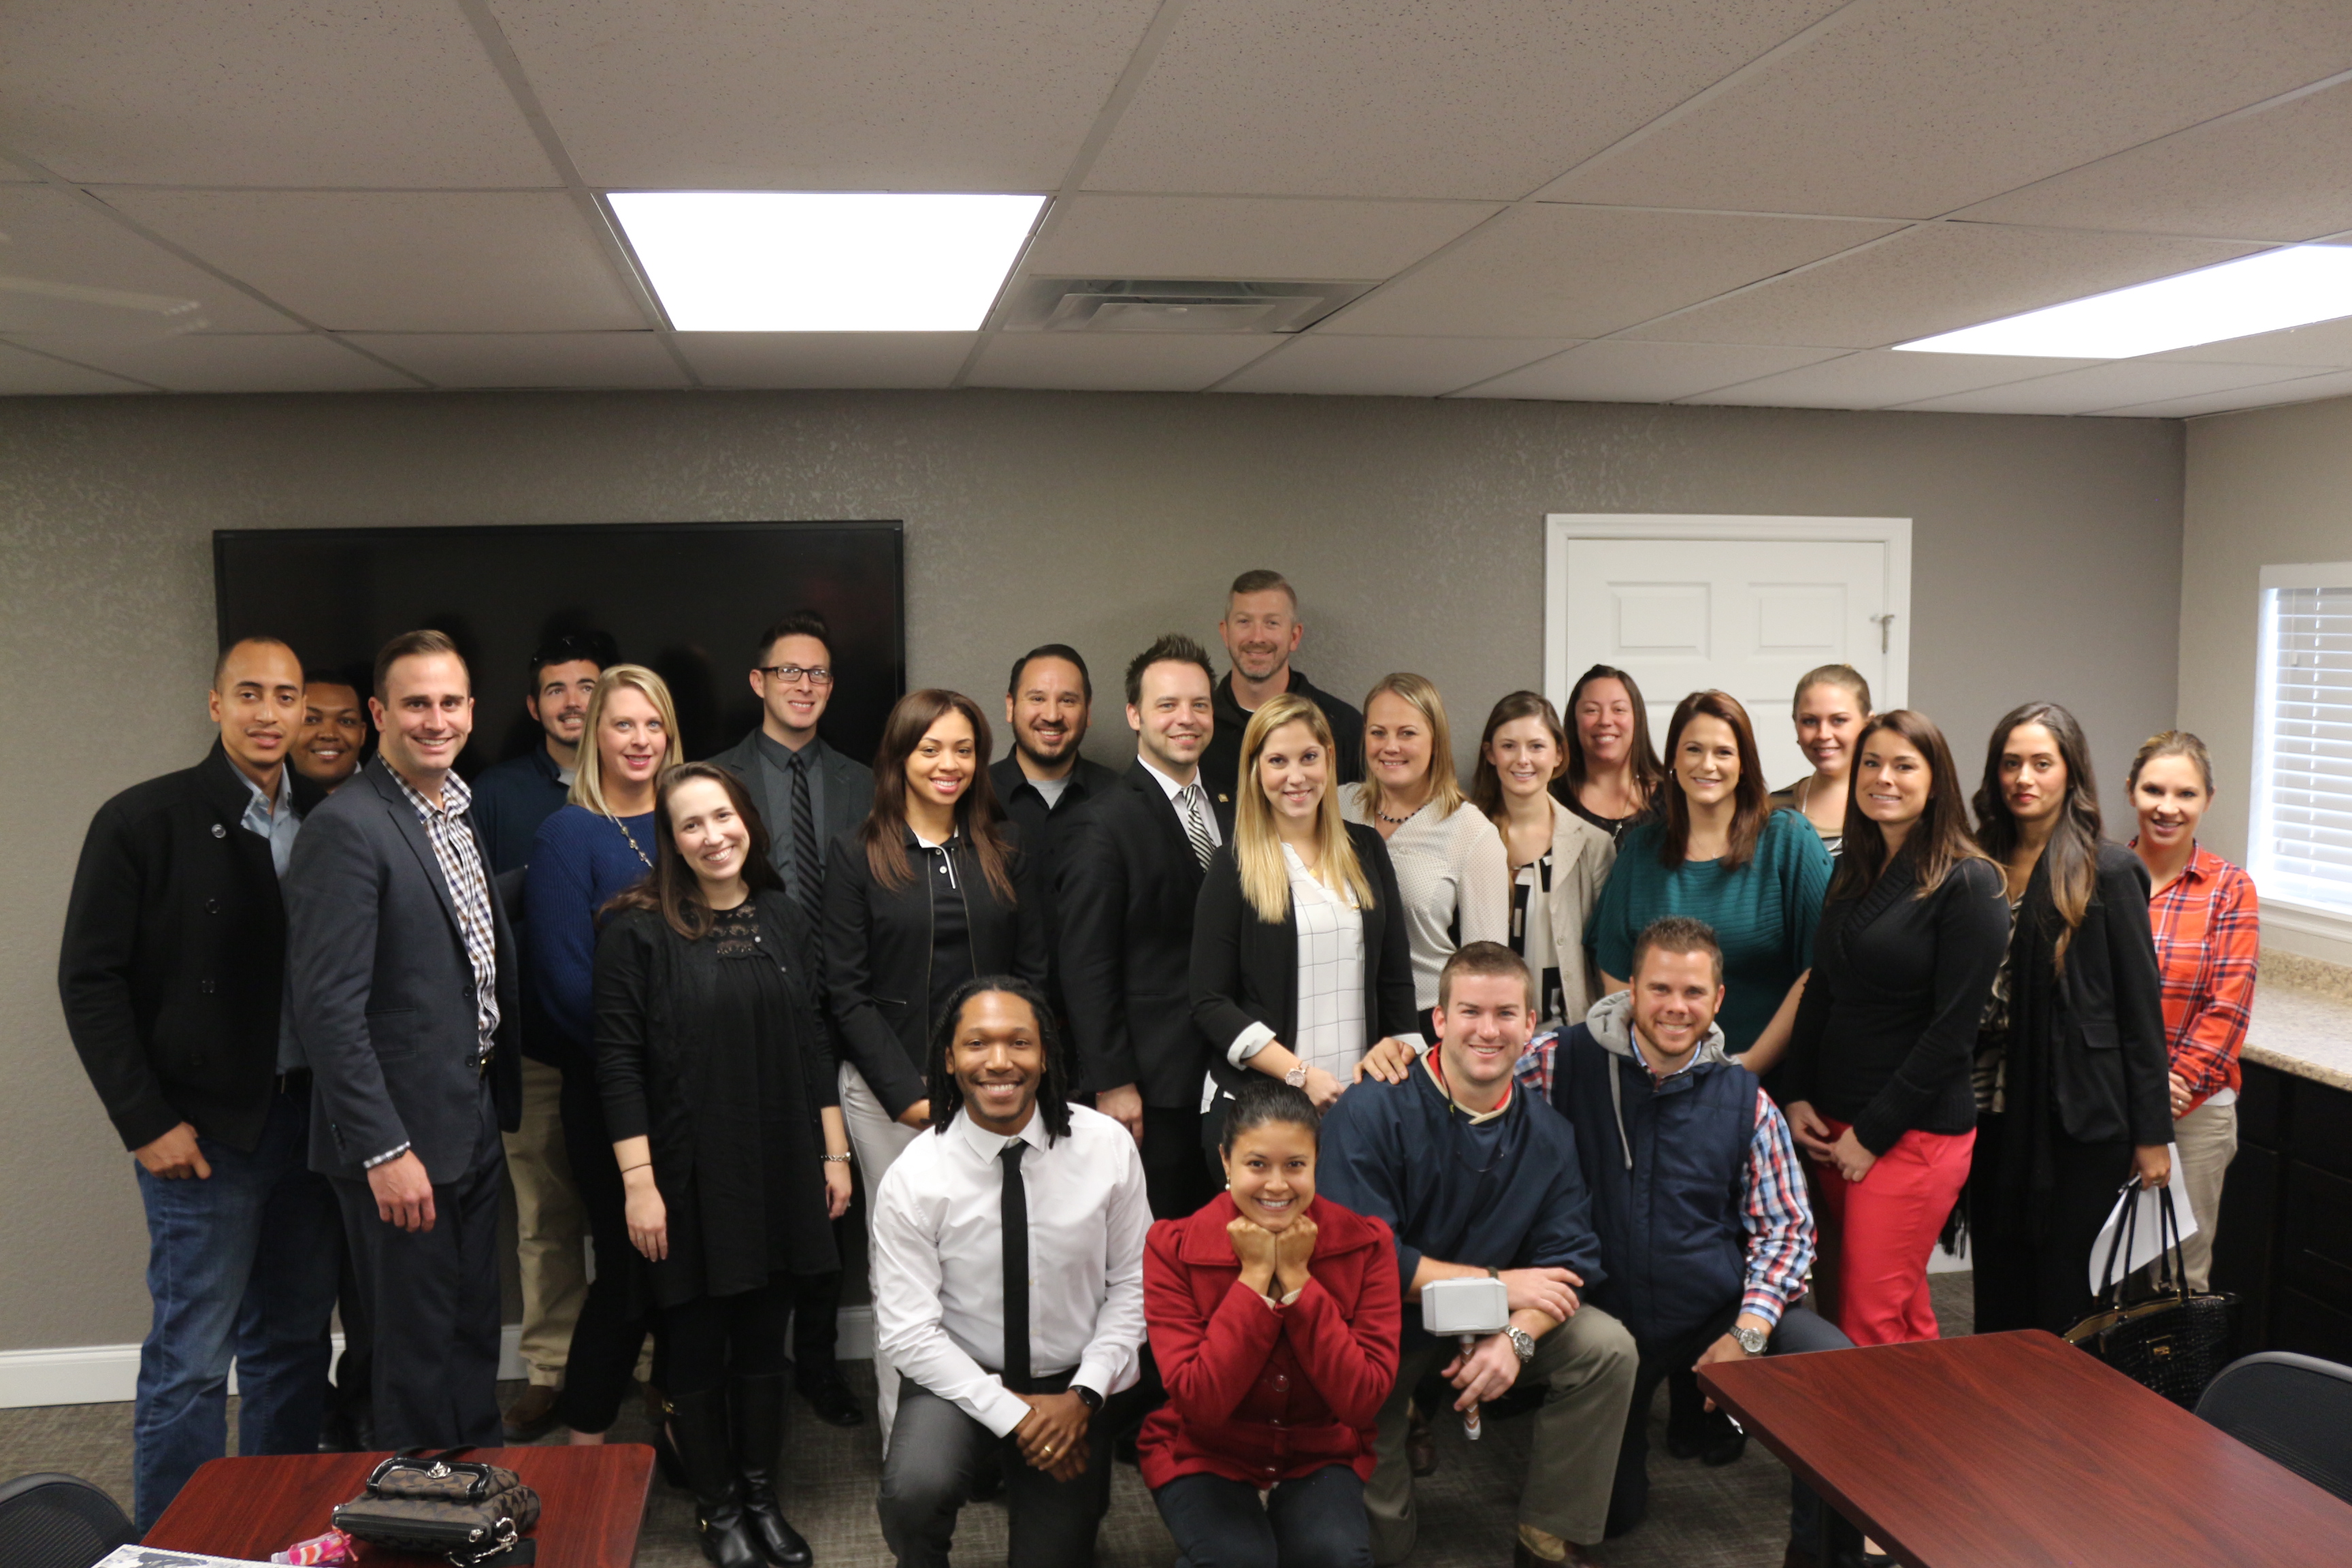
[821,822,1048,1120]
[1190,821,1420,1111]
[285,757,523,1181]
[2021,844,2173,1148]
[708,729,876,881]
[59,743,325,1154]
[1055,762,1237,1105]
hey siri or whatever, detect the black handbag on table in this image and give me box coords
[2063,1181,2239,1409]
[331,1452,540,1567]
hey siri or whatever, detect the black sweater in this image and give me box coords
[1780,853,2009,1154]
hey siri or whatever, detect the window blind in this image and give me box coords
[2255,581,2352,913]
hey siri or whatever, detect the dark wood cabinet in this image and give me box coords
[2218,1058,2352,1360]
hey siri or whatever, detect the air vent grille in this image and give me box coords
[1002,278,1373,334]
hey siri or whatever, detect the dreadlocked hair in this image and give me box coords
[923,974,1072,1143]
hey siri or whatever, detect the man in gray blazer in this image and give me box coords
[708,608,875,1427]
[286,630,522,1452]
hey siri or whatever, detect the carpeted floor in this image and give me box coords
[0,1274,1972,1566]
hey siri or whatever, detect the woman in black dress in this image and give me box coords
[599,762,853,1568]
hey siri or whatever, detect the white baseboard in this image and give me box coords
[0,1309,875,1410]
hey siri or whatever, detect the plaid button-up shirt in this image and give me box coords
[389,766,501,1064]
[2140,842,2259,1112]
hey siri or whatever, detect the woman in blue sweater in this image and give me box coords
[528,664,681,1444]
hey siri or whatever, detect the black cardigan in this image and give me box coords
[1190,821,1420,1109]
[821,822,1049,1118]
[1780,853,2009,1154]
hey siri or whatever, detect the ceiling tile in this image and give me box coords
[1542,0,2352,218]
[1456,341,1848,402]
[2102,368,2352,417]
[47,333,421,393]
[1893,359,2311,415]
[1083,0,1846,198]
[672,333,976,389]
[1217,334,1575,396]
[347,333,687,389]
[1024,196,1499,281]
[98,191,647,332]
[966,333,1275,391]
[0,186,297,333]
[1324,206,1898,338]
[1953,79,2352,242]
[0,341,152,394]
[1682,348,2104,408]
[489,0,1159,189]
[2146,312,2352,368]
[1627,224,2260,347]
[0,2,555,186]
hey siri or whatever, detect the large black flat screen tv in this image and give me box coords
[214,521,904,777]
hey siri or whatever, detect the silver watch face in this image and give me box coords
[1508,1327,1536,1362]
[1733,1326,1769,1356]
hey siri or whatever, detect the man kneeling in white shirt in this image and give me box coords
[872,975,1151,1567]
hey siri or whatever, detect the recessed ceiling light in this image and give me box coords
[1896,244,2352,359]
[610,191,1046,332]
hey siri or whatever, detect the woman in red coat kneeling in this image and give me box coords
[1140,1077,1401,1568]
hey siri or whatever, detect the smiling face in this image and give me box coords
[2135,754,2210,854]
[666,774,751,898]
[1673,713,1742,809]
[1793,681,1868,781]
[1256,719,1329,828]
[1855,730,1932,834]
[598,684,668,802]
[1129,657,1214,779]
[370,651,474,789]
[904,708,977,818]
[528,658,600,748]
[1998,722,2068,827]
[1222,1120,1318,1233]
[751,632,834,743]
[949,989,1046,1137]
[1435,970,1532,1099]
[1006,655,1090,767]
[1220,588,1303,685]
[1573,677,1637,770]
[292,679,365,787]
[1485,714,1561,802]
[1364,690,1433,800]
[210,639,306,785]
[1628,944,1724,1073]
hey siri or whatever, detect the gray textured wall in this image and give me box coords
[0,388,2183,1353]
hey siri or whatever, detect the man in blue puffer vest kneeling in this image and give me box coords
[1524,916,1851,1568]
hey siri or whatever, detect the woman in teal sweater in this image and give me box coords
[1587,689,1832,1077]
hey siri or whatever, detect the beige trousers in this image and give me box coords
[840,1062,921,1447]
[2172,1098,2239,1293]
[500,1057,588,1387]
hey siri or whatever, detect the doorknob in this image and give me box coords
[1869,613,1896,655]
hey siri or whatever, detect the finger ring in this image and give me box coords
[1042,1445,1054,1456]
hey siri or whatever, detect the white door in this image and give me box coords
[1545,517,1911,792]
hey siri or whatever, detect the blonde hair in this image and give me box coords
[1356,672,1465,822]
[568,664,683,819]
[1235,693,1376,924]
[2127,730,2215,795]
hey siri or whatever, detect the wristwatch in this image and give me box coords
[1284,1062,1309,1088]
[1504,1326,1537,1365]
[1071,1384,1104,1412]
[1731,1324,1770,1357]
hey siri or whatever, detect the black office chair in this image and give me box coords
[2195,1350,2352,1505]
[0,1473,137,1568]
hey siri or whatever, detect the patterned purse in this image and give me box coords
[332,1454,540,1567]
[2063,1183,2240,1409]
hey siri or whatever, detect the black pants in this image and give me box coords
[662,1278,793,1397]
[1143,1104,1215,1222]
[1970,1113,2136,1335]
[552,1062,655,1434]
[789,1262,843,1371]
[879,1377,1112,1568]
[329,1087,504,1452]
[322,1221,374,1443]
[1154,1464,1373,1568]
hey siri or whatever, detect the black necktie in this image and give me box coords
[1000,1141,1031,1392]
[790,751,822,923]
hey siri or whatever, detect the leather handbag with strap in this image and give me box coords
[332,1452,540,1567]
[2063,1181,2239,1409]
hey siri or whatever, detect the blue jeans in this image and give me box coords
[132,1090,341,1531]
[1154,1464,1374,1568]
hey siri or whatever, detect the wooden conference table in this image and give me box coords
[1697,1328,2352,1567]
[145,1444,655,1568]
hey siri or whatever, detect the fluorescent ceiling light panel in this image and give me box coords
[611,191,1045,331]
[1896,245,2352,359]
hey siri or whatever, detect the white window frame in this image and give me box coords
[2251,560,2352,945]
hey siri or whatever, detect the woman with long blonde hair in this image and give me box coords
[1191,693,1421,1128]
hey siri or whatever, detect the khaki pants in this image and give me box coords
[840,1062,921,1446]
[1367,1305,1637,1562]
[2173,1098,2239,1293]
[500,1058,587,1388]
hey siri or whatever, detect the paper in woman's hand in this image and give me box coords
[2089,1142,2195,1294]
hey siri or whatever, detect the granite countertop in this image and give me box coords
[2244,962,2352,1094]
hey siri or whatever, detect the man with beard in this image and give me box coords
[988,644,1117,1031]
[470,632,608,877]
[1198,569,1363,804]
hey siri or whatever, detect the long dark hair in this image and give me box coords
[860,689,1016,904]
[603,762,783,940]
[1830,710,1993,902]
[1658,689,1771,871]
[924,975,1071,1143]
[1972,701,2102,968]
[1557,663,1667,801]
[1470,690,1567,822]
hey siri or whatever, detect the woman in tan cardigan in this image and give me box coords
[1470,691,1616,1034]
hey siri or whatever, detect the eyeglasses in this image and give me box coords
[757,664,834,686]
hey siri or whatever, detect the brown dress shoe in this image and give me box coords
[1407,1405,1437,1477]
[502,1383,562,1443]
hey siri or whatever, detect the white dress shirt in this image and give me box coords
[870,1102,1150,1437]
[1137,753,1224,848]
[1226,845,1428,1075]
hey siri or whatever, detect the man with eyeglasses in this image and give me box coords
[712,608,875,1428]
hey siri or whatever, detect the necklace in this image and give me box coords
[1376,805,1419,826]
[613,813,653,870]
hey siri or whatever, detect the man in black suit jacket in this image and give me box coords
[1056,634,1232,1220]
[60,636,341,1531]
[286,631,523,1452]
[707,608,875,1428]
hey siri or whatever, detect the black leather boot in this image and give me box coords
[668,1386,764,1568]
[733,1373,813,1566]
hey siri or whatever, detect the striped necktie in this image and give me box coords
[790,749,823,922]
[1181,783,1215,869]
